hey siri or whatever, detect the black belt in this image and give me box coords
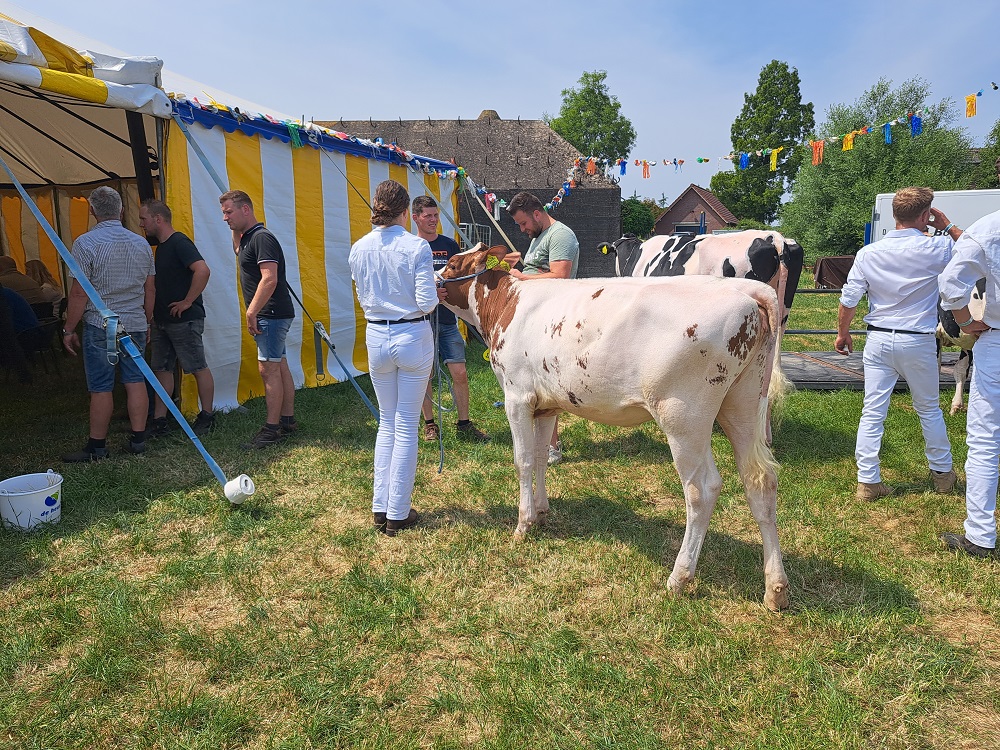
[366,314,429,325]
[867,325,932,335]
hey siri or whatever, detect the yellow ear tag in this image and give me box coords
[485,256,511,272]
[483,349,491,361]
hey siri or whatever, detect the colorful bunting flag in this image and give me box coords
[810,140,824,166]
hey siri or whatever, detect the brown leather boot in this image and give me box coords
[856,482,894,501]
[385,508,419,537]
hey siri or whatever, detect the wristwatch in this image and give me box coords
[61,328,72,336]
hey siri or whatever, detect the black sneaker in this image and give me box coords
[192,411,215,436]
[940,532,996,559]
[147,417,173,439]
[277,418,298,437]
[124,439,147,455]
[245,426,283,449]
[456,421,490,442]
[62,445,109,463]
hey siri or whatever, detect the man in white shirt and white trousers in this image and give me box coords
[836,187,962,501]
[938,207,1000,558]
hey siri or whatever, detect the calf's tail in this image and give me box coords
[746,395,781,490]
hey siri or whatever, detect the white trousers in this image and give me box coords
[857,331,952,483]
[964,330,1000,549]
[366,320,434,521]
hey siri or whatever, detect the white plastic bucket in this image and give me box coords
[0,470,63,530]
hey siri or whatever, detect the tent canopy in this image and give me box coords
[0,11,464,413]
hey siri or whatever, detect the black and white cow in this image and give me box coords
[937,278,987,414]
[598,230,805,394]
[598,230,804,325]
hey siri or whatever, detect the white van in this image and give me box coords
[870,189,1000,241]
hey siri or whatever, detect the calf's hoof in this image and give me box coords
[764,583,790,612]
[666,573,690,596]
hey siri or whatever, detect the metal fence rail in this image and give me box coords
[785,287,868,336]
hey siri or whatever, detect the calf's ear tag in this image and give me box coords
[483,349,491,361]
[485,255,511,271]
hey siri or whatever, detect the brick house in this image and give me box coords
[320,110,621,278]
[653,184,738,235]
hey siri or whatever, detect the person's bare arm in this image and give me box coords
[835,303,856,355]
[169,260,210,317]
[246,262,278,335]
[511,259,573,280]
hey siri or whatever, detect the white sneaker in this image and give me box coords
[547,441,563,466]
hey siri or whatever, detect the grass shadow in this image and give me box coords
[432,492,919,616]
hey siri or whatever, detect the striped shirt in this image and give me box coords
[70,220,154,332]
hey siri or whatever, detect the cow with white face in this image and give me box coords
[438,244,790,610]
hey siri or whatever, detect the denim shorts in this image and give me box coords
[151,319,208,373]
[253,317,292,362]
[435,322,466,364]
[83,323,147,393]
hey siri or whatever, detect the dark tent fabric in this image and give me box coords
[813,256,855,289]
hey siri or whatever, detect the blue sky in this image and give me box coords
[15,0,1000,204]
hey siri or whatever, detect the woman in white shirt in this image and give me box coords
[349,180,437,536]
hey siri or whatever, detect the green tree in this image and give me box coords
[621,194,656,237]
[972,118,1000,189]
[781,77,974,259]
[710,60,814,223]
[547,71,636,163]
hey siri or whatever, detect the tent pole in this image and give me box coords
[155,118,166,200]
[126,111,155,202]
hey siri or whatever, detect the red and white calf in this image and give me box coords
[439,244,790,610]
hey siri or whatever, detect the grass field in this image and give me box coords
[1,292,997,749]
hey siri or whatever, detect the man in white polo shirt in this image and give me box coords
[835,186,962,500]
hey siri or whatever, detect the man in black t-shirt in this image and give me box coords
[139,200,216,436]
[412,195,489,442]
[220,189,297,449]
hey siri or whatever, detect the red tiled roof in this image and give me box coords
[657,184,738,225]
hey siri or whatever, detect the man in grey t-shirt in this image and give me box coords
[505,191,580,464]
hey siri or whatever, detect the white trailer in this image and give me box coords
[871,189,1000,240]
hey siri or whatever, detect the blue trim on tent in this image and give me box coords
[171,100,458,171]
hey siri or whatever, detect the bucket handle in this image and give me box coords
[0,469,61,495]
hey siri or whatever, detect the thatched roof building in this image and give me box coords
[321,110,620,277]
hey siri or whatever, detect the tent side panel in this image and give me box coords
[2,196,25,268]
[319,151,363,381]
[388,163,411,233]
[164,119,202,415]
[35,190,58,274]
[291,145,327,388]
[345,154,372,372]
[165,121,244,414]
[258,136,304,388]
[223,129,267,407]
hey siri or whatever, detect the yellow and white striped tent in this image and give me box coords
[0,15,461,413]
[164,103,460,411]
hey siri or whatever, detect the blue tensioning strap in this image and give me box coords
[0,150,234,490]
